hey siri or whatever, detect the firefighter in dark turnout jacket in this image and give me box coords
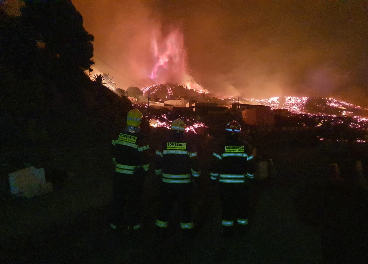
[155,118,200,239]
[210,120,256,237]
[109,109,150,233]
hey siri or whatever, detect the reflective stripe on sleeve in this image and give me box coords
[222,220,234,226]
[210,172,219,180]
[213,153,222,160]
[237,219,248,225]
[191,169,200,177]
[246,172,254,179]
[247,155,254,161]
[189,152,197,157]
[142,164,150,171]
[156,219,168,228]
[155,169,162,175]
[138,145,149,151]
[156,150,163,157]
[133,224,141,230]
[180,222,194,229]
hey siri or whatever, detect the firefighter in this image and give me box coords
[109,108,150,235]
[210,120,256,237]
[155,118,200,241]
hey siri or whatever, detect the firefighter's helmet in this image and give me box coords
[226,120,241,133]
[171,118,186,131]
[127,109,143,127]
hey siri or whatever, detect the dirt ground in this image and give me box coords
[1,133,368,264]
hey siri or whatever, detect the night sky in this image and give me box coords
[72,0,368,107]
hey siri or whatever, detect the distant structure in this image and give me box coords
[164,98,189,107]
[241,105,275,127]
[273,109,291,117]
[1,0,22,16]
[194,102,228,115]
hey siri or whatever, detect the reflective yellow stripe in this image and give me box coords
[167,142,187,150]
[225,145,244,153]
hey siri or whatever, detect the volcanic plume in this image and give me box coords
[73,0,368,107]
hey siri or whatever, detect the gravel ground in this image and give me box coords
[1,139,368,264]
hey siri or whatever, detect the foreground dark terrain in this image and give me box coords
[1,129,368,264]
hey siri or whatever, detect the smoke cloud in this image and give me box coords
[72,0,368,106]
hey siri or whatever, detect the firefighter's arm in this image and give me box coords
[138,138,150,175]
[189,150,200,181]
[210,152,221,186]
[246,147,256,180]
[154,146,163,177]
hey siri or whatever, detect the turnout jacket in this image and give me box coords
[155,133,200,184]
[112,129,150,175]
[210,136,255,184]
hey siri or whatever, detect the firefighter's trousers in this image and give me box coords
[110,172,145,229]
[156,182,194,229]
[219,183,250,227]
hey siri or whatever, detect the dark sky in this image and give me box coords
[72,0,368,106]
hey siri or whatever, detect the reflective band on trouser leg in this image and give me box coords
[237,219,248,225]
[222,220,234,227]
[156,219,169,228]
[180,222,194,229]
[133,224,141,230]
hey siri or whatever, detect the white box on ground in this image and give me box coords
[8,166,53,198]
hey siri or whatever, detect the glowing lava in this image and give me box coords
[148,113,207,134]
